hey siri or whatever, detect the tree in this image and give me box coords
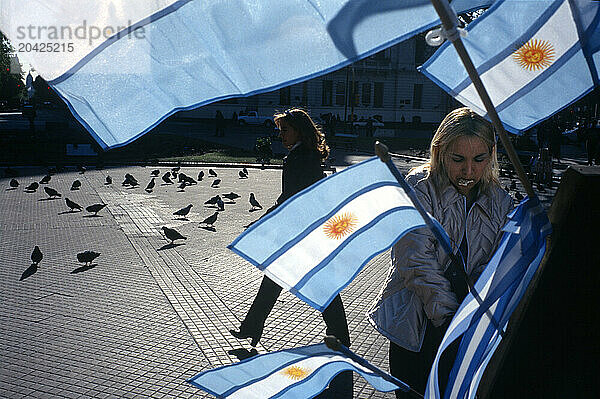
[0,32,25,106]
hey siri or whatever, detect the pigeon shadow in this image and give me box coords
[58,210,81,215]
[6,187,18,191]
[199,226,216,232]
[249,208,262,213]
[228,348,258,361]
[24,190,37,193]
[224,200,236,204]
[83,214,103,218]
[126,186,139,189]
[71,263,97,274]
[38,197,60,201]
[158,242,185,251]
[20,264,38,281]
[173,217,189,221]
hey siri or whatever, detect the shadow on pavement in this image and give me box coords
[71,264,97,274]
[228,348,258,361]
[20,264,38,281]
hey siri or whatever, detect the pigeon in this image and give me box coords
[145,178,155,193]
[211,179,221,188]
[173,204,193,218]
[216,197,225,211]
[39,174,51,184]
[200,211,218,227]
[44,187,61,198]
[222,192,241,202]
[242,167,248,176]
[150,169,160,177]
[208,169,217,177]
[70,180,81,190]
[162,172,173,184]
[509,180,517,191]
[105,175,112,185]
[77,165,86,174]
[77,250,100,266]
[183,175,197,185]
[514,191,524,201]
[65,197,83,212]
[178,173,187,183]
[25,182,39,192]
[177,181,187,191]
[171,171,178,179]
[86,203,107,216]
[172,165,181,173]
[249,193,262,210]
[9,178,18,188]
[31,246,43,265]
[204,195,221,206]
[122,173,138,187]
[197,171,205,181]
[162,226,186,243]
[238,170,248,179]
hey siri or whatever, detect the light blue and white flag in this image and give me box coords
[188,343,405,398]
[421,0,600,134]
[425,197,552,399]
[229,157,449,312]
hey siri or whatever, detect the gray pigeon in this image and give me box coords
[86,203,107,216]
[77,250,100,266]
[105,175,112,185]
[173,204,193,218]
[208,169,217,177]
[177,181,187,191]
[25,182,39,191]
[145,178,155,193]
[162,226,186,243]
[242,167,248,176]
[238,170,248,179]
[249,193,262,210]
[9,178,19,188]
[39,174,51,184]
[162,172,173,184]
[222,192,240,202]
[200,211,218,227]
[44,187,61,198]
[211,179,221,188]
[151,169,160,176]
[204,195,221,206]
[65,197,82,212]
[31,246,43,265]
[70,180,81,190]
[197,171,205,181]
[216,197,225,211]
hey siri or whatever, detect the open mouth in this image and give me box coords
[457,178,475,186]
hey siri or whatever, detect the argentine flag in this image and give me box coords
[188,343,405,398]
[420,0,600,133]
[229,157,449,312]
[425,197,552,399]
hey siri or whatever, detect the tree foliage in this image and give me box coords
[0,32,25,105]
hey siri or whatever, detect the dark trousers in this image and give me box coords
[240,276,352,397]
[389,320,460,398]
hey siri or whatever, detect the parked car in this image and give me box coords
[352,116,384,128]
[238,111,274,127]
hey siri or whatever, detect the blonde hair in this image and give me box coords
[416,107,500,193]
[274,108,329,161]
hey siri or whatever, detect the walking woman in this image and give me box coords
[230,108,352,397]
[368,107,513,397]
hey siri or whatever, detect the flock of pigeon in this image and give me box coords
[7,164,264,278]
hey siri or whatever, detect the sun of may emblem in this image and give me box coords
[323,212,358,239]
[281,366,311,381]
[512,39,555,71]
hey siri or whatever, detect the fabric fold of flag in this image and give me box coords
[188,343,404,398]
[424,197,552,399]
[229,157,449,312]
[420,0,600,133]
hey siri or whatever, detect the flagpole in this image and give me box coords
[323,336,424,399]
[427,0,536,200]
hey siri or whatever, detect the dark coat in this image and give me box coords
[276,144,325,205]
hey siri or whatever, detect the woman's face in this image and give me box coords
[278,121,301,150]
[444,135,491,196]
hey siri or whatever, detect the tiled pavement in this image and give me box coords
[0,149,569,399]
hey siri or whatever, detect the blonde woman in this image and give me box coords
[368,107,513,397]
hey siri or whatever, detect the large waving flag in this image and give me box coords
[0,1,494,150]
[188,342,405,398]
[425,197,552,399]
[421,0,600,134]
[229,157,449,312]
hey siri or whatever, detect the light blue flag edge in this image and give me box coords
[419,0,600,134]
[228,157,447,312]
[187,343,403,398]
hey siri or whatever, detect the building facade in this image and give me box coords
[179,35,455,126]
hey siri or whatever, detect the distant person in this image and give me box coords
[532,147,553,185]
[230,107,352,398]
[215,110,226,137]
[585,118,600,166]
[231,111,238,123]
[368,107,513,398]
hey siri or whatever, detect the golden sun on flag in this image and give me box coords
[281,366,311,381]
[323,212,358,239]
[512,39,555,71]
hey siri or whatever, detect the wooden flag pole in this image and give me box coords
[428,0,536,199]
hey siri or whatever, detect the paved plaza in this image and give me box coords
[0,142,577,398]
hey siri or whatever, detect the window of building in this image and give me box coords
[321,80,333,106]
[335,82,346,106]
[279,86,290,105]
[374,82,384,107]
[362,83,371,105]
[413,84,423,109]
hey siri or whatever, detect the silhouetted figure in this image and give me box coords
[70,180,81,190]
[65,197,83,212]
[249,193,262,210]
[162,226,186,243]
[86,203,107,216]
[77,251,100,266]
[43,187,61,198]
[173,204,193,219]
[215,110,226,137]
[200,211,218,227]
[31,246,43,266]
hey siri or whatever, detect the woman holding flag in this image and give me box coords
[368,107,513,397]
[230,108,352,397]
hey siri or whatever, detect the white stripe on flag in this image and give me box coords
[457,0,578,110]
[264,184,414,290]
[228,354,371,398]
